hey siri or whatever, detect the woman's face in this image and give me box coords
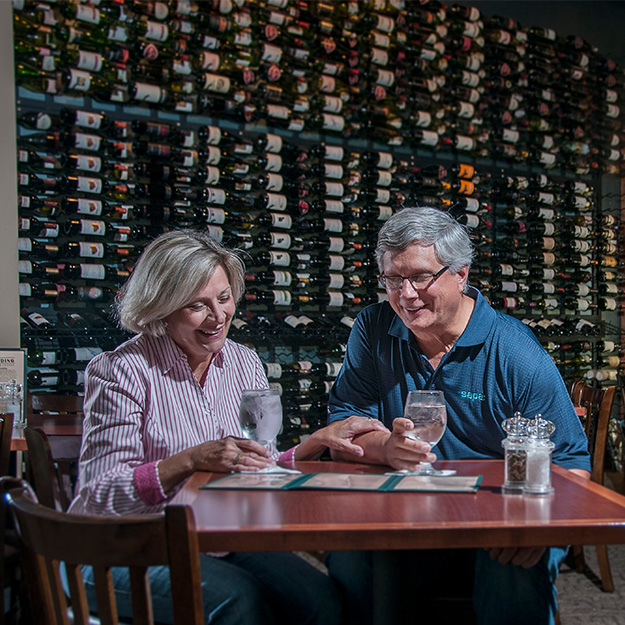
[165,265,236,367]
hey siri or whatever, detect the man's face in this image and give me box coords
[381,243,468,339]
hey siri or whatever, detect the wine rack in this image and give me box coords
[12,0,625,458]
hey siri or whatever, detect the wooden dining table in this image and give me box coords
[174,459,625,624]
[173,459,625,553]
[10,414,83,456]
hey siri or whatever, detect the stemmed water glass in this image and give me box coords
[403,390,448,476]
[238,388,283,451]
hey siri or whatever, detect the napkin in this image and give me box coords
[385,469,457,477]
[240,465,301,475]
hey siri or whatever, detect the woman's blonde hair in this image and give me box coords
[116,229,245,336]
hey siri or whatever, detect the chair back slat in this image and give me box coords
[0,413,14,476]
[2,478,205,625]
[569,379,617,484]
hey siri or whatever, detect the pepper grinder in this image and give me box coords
[501,412,530,494]
[524,414,556,496]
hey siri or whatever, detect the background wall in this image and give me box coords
[471,1,625,62]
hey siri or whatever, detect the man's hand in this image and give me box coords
[487,546,546,568]
[383,418,437,471]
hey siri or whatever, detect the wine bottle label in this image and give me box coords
[324,181,344,197]
[371,48,389,66]
[75,176,103,194]
[327,292,344,307]
[326,363,343,377]
[205,208,225,225]
[67,69,92,92]
[327,255,344,271]
[272,290,291,306]
[375,69,395,87]
[543,268,555,280]
[323,218,343,233]
[413,111,432,128]
[287,118,305,132]
[265,153,283,172]
[74,154,102,172]
[324,199,344,214]
[268,251,290,266]
[538,208,554,220]
[373,170,393,187]
[329,273,345,289]
[41,55,56,71]
[198,51,219,71]
[602,341,617,353]
[373,188,391,203]
[77,50,103,72]
[542,237,555,251]
[39,370,60,387]
[265,363,283,379]
[200,73,231,93]
[501,281,517,292]
[464,214,479,228]
[206,225,224,242]
[542,253,556,266]
[605,89,618,103]
[297,361,313,372]
[543,283,556,294]
[266,104,289,120]
[18,283,32,297]
[266,232,288,249]
[144,21,169,41]
[41,352,57,365]
[108,25,129,42]
[264,193,287,211]
[75,4,100,23]
[79,242,104,258]
[205,187,226,204]
[203,166,220,185]
[133,83,167,103]
[78,263,105,280]
[320,114,345,132]
[72,347,103,361]
[544,223,555,235]
[74,198,103,215]
[419,130,439,147]
[204,145,221,165]
[74,132,102,151]
[502,297,518,308]
[603,283,619,294]
[271,213,292,229]
[374,14,395,33]
[79,219,105,235]
[502,129,519,143]
[606,104,620,119]
[328,237,344,252]
[262,43,282,63]
[323,95,343,113]
[273,271,292,286]
[265,173,283,191]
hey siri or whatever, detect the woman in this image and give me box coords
[69,229,386,625]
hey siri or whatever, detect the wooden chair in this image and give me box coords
[25,394,85,509]
[569,378,617,592]
[2,477,205,625]
[1,413,22,625]
[24,426,73,511]
[27,393,84,423]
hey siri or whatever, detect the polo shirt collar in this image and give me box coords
[387,285,494,349]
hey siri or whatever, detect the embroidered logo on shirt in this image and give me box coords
[461,390,485,402]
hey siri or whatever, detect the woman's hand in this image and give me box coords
[158,436,274,491]
[190,436,274,473]
[297,416,390,461]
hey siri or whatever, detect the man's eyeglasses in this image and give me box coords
[378,266,450,291]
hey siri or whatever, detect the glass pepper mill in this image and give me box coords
[501,412,529,494]
[524,414,556,496]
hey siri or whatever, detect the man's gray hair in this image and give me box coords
[375,207,475,275]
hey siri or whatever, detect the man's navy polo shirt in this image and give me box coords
[328,286,591,472]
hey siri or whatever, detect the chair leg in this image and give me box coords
[571,544,585,573]
[596,545,614,593]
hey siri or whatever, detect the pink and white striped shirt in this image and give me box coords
[68,333,270,516]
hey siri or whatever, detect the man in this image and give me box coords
[326,206,590,625]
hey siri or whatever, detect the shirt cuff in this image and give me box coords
[278,445,299,464]
[133,460,167,506]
